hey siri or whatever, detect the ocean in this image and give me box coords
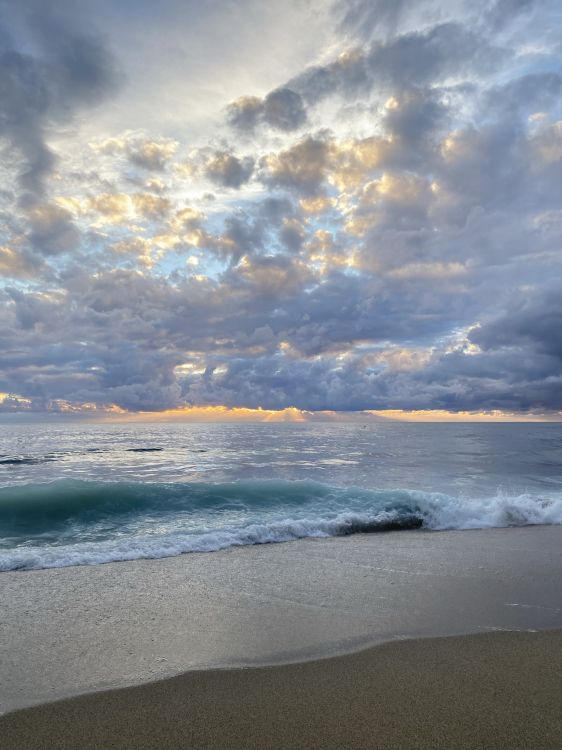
[1,421,562,571]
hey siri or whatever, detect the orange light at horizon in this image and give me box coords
[109,405,314,423]
[368,409,561,422]
[102,405,562,423]
[1,394,560,423]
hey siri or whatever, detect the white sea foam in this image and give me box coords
[1,482,562,570]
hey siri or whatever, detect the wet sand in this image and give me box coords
[2,526,562,714]
[2,525,562,748]
[2,629,562,749]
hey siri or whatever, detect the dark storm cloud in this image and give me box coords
[0,0,117,200]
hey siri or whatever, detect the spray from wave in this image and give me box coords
[1,479,561,571]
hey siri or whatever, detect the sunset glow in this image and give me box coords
[1,1,561,420]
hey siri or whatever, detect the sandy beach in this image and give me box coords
[2,525,562,747]
[2,630,562,749]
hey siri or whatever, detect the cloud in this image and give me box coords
[1,0,562,416]
[335,0,538,41]
[382,87,448,146]
[205,150,255,188]
[0,0,118,201]
[89,193,132,223]
[0,246,41,278]
[227,87,307,132]
[287,21,505,108]
[260,136,330,195]
[91,135,178,171]
[131,193,171,219]
[483,0,536,31]
[470,284,562,359]
[337,0,417,38]
[27,203,80,255]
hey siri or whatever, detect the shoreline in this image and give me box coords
[2,525,562,714]
[2,629,561,749]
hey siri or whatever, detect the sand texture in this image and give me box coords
[2,525,562,713]
[2,629,562,749]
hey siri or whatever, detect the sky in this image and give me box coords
[1,0,562,421]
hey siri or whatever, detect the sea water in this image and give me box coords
[1,421,561,570]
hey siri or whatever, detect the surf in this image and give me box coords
[1,478,561,571]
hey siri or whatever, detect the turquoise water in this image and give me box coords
[1,422,562,570]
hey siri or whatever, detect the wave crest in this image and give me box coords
[1,479,561,570]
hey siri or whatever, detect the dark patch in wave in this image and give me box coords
[343,517,423,533]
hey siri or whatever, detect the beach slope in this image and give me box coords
[2,629,561,749]
[2,526,562,714]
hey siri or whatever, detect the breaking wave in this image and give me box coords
[1,479,561,571]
